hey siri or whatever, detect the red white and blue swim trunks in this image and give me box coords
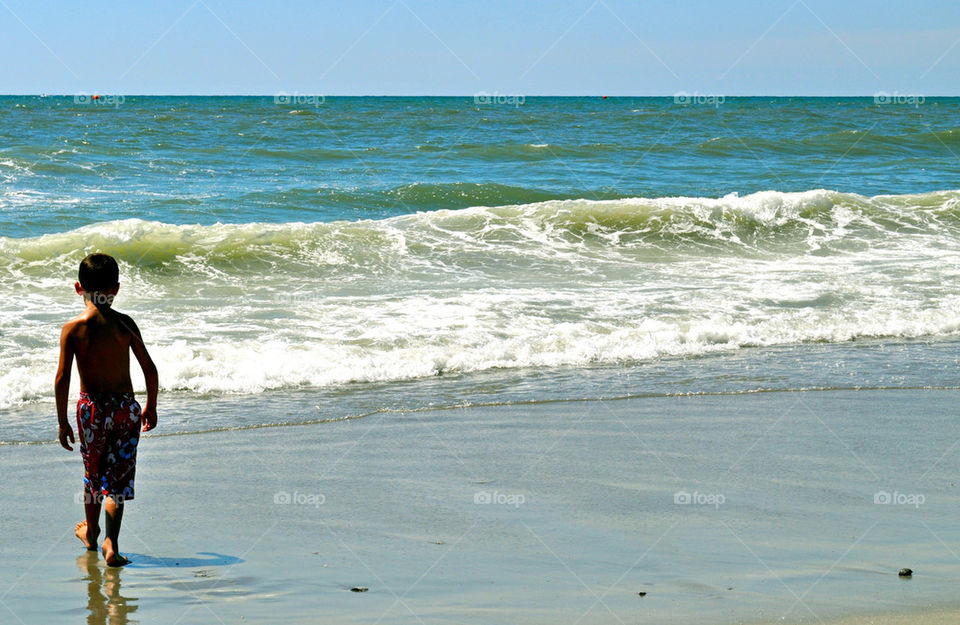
[76,392,142,501]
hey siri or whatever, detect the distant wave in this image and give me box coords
[230,182,621,213]
[698,130,960,156]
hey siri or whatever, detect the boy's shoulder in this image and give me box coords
[60,314,84,335]
[111,309,142,336]
[61,308,141,337]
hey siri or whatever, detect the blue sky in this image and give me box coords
[2,0,958,95]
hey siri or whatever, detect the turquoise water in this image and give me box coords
[4,96,960,441]
[4,96,960,236]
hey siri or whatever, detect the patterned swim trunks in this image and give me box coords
[76,392,142,502]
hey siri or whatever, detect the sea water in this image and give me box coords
[3,96,960,442]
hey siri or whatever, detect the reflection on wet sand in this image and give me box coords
[78,553,138,625]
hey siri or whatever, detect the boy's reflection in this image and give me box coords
[78,553,138,625]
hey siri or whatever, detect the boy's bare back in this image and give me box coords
[62,306,140,394]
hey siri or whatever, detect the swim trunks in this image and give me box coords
[76,392,142,502]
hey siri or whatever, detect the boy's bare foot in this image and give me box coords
[75,521,98,551]
[101,538,131,567]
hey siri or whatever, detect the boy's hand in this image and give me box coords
[58,424,75,451]
[141,406,157,432]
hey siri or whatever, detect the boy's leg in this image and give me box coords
[100,394,140,567]
[75,394,104,552]
[101,495,130,567]
[75,496,101,551]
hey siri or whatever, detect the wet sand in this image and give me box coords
[3,389,960,624]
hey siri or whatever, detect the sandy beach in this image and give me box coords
[3,388,960,624]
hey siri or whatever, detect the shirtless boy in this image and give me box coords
[55,253,159,567]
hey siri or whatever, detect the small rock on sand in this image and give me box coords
[351,587,369,592]
[899,568,912,577]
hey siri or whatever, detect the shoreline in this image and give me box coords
[8,336,960,446]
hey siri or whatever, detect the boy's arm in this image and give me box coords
[54,323,75,450]
[127,317,159,432]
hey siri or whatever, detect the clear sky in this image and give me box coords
[2,0,958,95]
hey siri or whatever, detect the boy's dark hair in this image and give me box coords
[78,253,119,292]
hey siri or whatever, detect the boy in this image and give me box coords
[55,253,158,567]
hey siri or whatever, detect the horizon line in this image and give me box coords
[0,93,955,98]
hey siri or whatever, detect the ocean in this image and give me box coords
[3,95,960,443]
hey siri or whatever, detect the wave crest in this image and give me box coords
[4,189,960,272]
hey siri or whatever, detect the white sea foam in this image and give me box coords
[5,189,960,407]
